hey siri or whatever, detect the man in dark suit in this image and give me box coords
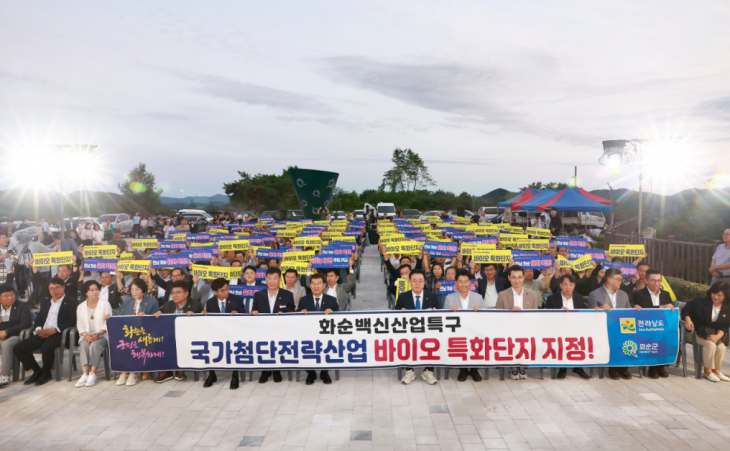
[631,268,675,378]
[297,273,338,385]
[252,267,295,383]
[202,278,246,389]
[151,267,191,306]
[31,259,79,301]
[0,285,33,388]
[545,274,592,380]
[398,269,440,385]
[14,277,77,385]
[77,271,122,309]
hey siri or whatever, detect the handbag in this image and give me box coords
[700,325,730,346]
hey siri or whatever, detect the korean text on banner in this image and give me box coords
[83,245,118,259]
[394,278,411,306]
[472,250,512,264]
[526,227,551,238]
[191,265,241,280]
[82,259,117,272]
[33,252,74,266]
[608,244,647,258]
[218,240,250,252]
[131,239,159,249]
[116,260,151,273]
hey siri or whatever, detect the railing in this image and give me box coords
[605,215,648,236]
[605,231,723,285]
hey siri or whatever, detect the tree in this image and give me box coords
[380,148,435,192]
[518,181,569,191]
[223,167,298,214]
[331,188,361,212]
[118,163,163,214]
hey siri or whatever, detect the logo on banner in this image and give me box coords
[622,340,638,357]
[620,318,636,333]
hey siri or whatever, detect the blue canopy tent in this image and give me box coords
[514,189,560,212]
[497,188,541,209]
[537,187,613,213]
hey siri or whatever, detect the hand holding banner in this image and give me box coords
[192,264,241,280]
[82,259,118,272]
[83,245,118,259]
[116,260,151,273]
[608,244,647,258]
[526,227,551,238]
[472,250,512,264]
[33,252,74,266]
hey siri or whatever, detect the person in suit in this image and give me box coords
[151,267,190,306]
[496,265,539,380]
[79,271,123,312]
[284,269,307,309]
[631,268,675,379]
[31,258,79,301]
[202,278,246,389]
[153,280,203,383]
[0,285,33,388]
[14,276,77,386]
[444,270,485,382]
[75,280,113,388]
[116,278,161,386]
[681,282,730,382]
[252,267,295,383]
[475,264,510,308]
[587,268,642,380]
[398,269,439,385]
[297,273,338,385]
[308,265,356,312]
[544,274,592,380]
[236,265,266,314]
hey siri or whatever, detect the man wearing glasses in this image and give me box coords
[587,268,642,380]
[631,268,675,379]
[709,229,730,285]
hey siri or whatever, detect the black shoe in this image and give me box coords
[24,371,43,386]
[35,372,52,386]
[572,368,590,380]
[457,369,468,382]
[608,369,620,380]
[306,375,315,385]
[557,368,567,379]
[657,366,669,378]
[469,369,482,382]
[259,371,270,384]
[619,369,632,380]
[647,367,659,379]
[321,371,332,384]
[230,374,239,390]
[273,371,282,383]
[203,373,217,388]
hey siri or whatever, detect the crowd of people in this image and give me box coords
[0,209,728,391]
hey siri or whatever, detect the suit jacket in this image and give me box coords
[191,282,212,305]
[205,294,246,314]
[34,270,79,301]
[397,290,439,310]
[475,270,510,298]
[33,295,77,332]
[0,301,33,337]
[285,284,307,309]
[587,286,631,309]
[444,291,486,309]
[120,295,160,316]
[495,287,539,310]
[631,287,673,309]
[152,273,193,306]
[681,296,730,340]
[297,293,339,312]
[161,298,204,314]
[252,289,295,314]
[545,292,588,310]
[306,272,356,311]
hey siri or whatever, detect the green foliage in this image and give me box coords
[380,148,435,192]
[223,167,298,214]
[665,276,710,301]
[118,163,163,214]
[359,189,472,212]
[656,201,729,243]
[331,188,361,212]
[518,181,569,191]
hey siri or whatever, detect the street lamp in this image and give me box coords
[600,139,645,239]
[56,144,97,250]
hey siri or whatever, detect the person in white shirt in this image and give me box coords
[443,270,485,382]
[75,280,113,388]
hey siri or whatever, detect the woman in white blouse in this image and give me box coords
[75,280,113,388]
[91,223,105,245]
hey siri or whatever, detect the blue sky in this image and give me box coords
[1,1,729,197]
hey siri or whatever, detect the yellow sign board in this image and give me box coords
[33,252,73,267]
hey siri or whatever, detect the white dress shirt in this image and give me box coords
[1,305,11,321]
[712,305,720,322]
[606,288,617,308]
[134,298,143,315]
[484,280,498,308]
[326,285,338,298]
[99,284,110,304]
[512,288,524,309]
[649,289,661,307]
[268,289,279,312]
[217,297,227,313]
[561,294,574,310]
[157,276,170,299]
[459,293,470,309]
[38,295,65,333]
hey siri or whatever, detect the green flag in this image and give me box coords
[289,168,339,220]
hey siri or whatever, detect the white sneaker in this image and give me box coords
[0,374,9,388]
[125,373,138,386]
[421,370,438,385]
[509,368,519,380]
[704,373,720,383]
[518,368,527,380]
[116,373,128,386]
[85,373,97,387]
[75,374,89,388]
[401,369,416,385]
[716,373,730,382]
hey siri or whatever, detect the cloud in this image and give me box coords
[694,96,730,122]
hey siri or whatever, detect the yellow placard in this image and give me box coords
[208,228,231,235]
[322,232,343,241]
[425,229,442,237]
[83,245,118,259]
[474,225,499,235]
[283,251,315,262]
[191,264,241,280]
[557,254,594,272]
[385,241,423,255]
[498,234,520,245]
[279,260,309,273]
[172,234,188,241]
[314,220,331,226]
[132,239,159,249]
[661,276,677,302]
[608,244,647,258]
[292,237,322,249]
[33,252,73,267]
[460,243,497,256]
[526,227,551,238]
[119,252,134,261]
[328,227,346,233]
[427,217,442,225]
[332,236,356,243]
[234,232,251,237]
[116,260,151,273]
[394,278,411,307]
[380,234,406,245]
[472,250,512,264]
[513,239,550,251]
[276,229,298,238]
[218,240,251,252]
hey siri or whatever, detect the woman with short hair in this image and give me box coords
[116,278,159,386]
[75,280,113,387]
[682,282,730,382]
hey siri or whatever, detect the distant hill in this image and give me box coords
[473,188,518,207]
[160,194,228,208]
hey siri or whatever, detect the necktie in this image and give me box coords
[416,295,421,310]
[245,298,251,313]
[220,300,226,313]
[315,297,320,311]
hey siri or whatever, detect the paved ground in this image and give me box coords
[2,247,730,451]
